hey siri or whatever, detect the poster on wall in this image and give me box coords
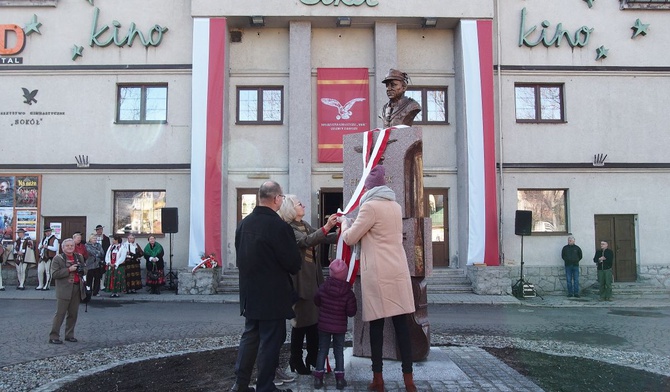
[317,68,370,162]
[50,222,62,239]
[15,176,39,208]
[0,176,15,207]
[16,210,38,240]
[0,207,14,238]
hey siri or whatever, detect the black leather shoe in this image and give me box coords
[49,339,63,344]
[65,337,78,342]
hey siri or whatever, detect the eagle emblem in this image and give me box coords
[321,97,366,120]
[22,88,38,105]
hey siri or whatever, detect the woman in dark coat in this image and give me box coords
[143,235,165,294]
[277,194,338,375]
[85,234,105,296]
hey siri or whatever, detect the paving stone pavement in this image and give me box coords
[1,287,668,391]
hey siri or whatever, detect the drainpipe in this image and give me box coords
[495,0,505,265]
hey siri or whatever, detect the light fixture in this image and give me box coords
[75,155,89,168]
[336,17,351,27]
[593,153,607,167]
[422,17,437,28]
[250,16,264,27]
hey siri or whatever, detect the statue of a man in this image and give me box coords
[380,69,421,128]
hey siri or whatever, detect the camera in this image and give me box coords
[76,263,85,276]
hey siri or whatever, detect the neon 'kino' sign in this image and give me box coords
[300,0,379,6]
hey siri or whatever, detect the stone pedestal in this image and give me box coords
[177,268,219,295]
[343,127,432,361]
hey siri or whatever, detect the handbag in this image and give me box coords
[148,265,160,281]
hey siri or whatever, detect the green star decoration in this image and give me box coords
[71,45,84,61]
[595,45,608,61]
[584,0,595,8]
[631,19,649,39]
[86,0,94,5]
[24,14,42,36]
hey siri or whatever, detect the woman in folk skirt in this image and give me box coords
[123,234,143,294]
[104,235,127,297]
[143,236,165,294]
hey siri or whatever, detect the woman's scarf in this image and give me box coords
[144,242,163,258]
[351,185,396,261]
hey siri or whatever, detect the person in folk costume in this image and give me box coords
[37,226,59,290]
[123,234,143,294]
[340,165,418,392]
[143,235,165,294]
[104,235,127,297]
[13,228,34,290]
[276,194,339,376]
[85,234,105,296]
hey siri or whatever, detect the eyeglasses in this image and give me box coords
[296,202,304,207]
[276,194,285,200]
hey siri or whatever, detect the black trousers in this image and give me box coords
[369,313,413,374]
[234,318,286,392]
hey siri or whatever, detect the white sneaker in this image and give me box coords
[275,368,295,383]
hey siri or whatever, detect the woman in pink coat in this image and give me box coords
[340,165,417,392]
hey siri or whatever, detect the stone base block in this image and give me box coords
[177,268,219,295]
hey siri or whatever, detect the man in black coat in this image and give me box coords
[231,181,301,392]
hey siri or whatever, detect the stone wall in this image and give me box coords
[177,268,219,295]
[468,264,670,295]
[466,265,512,295]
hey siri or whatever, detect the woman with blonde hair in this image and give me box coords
[277,194,338,375]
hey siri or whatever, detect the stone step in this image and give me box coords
[217,268,474,294]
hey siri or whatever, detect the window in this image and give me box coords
[113,191,166,236]
[620,0,670,9]
[514,84,564,123]
[237,188,258,222]
[517,189,568,233]
[405,87,448,124]
[236,86,283,124]
[116,84,168,124]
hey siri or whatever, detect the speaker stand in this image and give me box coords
[512,235,543,299]
[165,233,178,292]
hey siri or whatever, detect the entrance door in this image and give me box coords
[318,189,343,268]
[43,216,87,243]
[424,188,449,267]
[594,215,636,282]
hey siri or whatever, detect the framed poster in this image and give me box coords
[15,176,39,208]
[0,176,15,208]
[16,210,38,240]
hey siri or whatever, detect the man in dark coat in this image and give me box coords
[231,181,302,392]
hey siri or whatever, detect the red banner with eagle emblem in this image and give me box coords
[317,68,370,162]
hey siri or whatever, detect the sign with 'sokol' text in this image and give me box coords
[300,0,379,6]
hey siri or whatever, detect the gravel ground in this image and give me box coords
[2,333,669,392]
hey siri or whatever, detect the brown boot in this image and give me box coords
[403,372,417,392]
[368,372,384,391]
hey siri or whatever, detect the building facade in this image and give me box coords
[1,0,668,292]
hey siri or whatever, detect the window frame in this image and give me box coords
[405,86,449,125]
[514,83,565,124]
[516,189,569,235]
[0,0,57,6]
[115,83,168,125]
[235,86,284,125]
[113,190,167,237]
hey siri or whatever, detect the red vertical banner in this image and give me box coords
[317,68,370,163]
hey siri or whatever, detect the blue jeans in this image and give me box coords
[315,330,345,372]
[234,318,286,392]
[565,265,580,295]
